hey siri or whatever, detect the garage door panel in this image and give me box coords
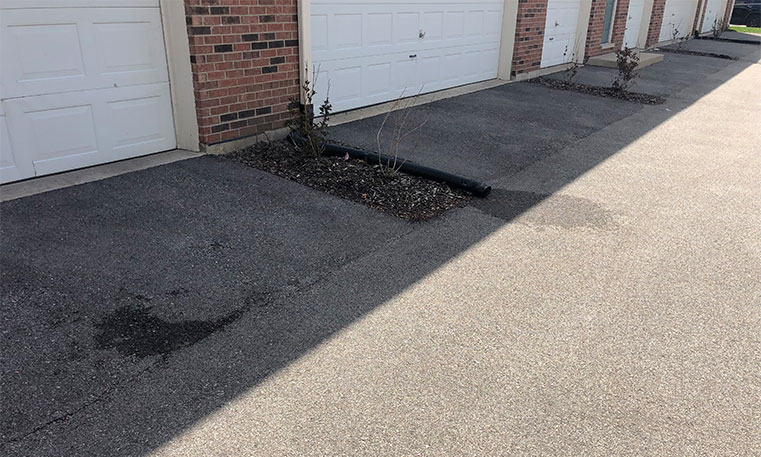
[0,2,176,184]
[312,1,504,112]
[7,22,87,85]
[659,0,698,41]
[4,83,175,178]
[541,0,581,68]
[105,88,175,153]
[5,97,102,176]
[701,0,722,33]
[2,7,168,99]
[0,107,36,183]
[398,12,422,42]
[421,12,444,40]
[624,0,646,48]
[1,0,159,7]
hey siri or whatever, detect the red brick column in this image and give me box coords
[693,0,707,32]
[585,0,630,56]
[184,0,300,146]
[646,0,668,46]
[722,0,734,26]
[512,0,549,76]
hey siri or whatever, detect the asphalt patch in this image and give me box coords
[94,304,249,359]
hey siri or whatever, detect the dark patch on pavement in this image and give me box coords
[94,304,249,359]
[473,189,617,230]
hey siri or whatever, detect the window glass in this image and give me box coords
[601,0,616,43]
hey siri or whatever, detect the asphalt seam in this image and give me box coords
[2,363,157,446]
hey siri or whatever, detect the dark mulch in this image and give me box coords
[226,139,472,221]
[656,47,739,60]
[527,77,665,104]
[696,36,760,46]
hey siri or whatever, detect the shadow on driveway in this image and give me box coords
[0,40,757,455]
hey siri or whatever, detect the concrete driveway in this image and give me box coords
[1,39,759,456]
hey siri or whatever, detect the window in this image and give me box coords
[601,0,617,44]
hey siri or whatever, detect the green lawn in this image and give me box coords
[729,25,761,35]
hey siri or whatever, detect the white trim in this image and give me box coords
[576,0,594,62]
[159,0,200,152]
[498,0,519,79]
[297,0,312,104]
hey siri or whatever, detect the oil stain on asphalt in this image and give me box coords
[94,304,249,359]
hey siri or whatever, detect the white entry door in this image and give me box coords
[310,1,505,113]
[541,0,582,68]
[0,0,176,184]
[624,0,647,48]
[659,0,699,41]
[701,0,723,32]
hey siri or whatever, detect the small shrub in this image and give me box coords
[287,64,332,157]
[711,18,727,38]
[612,46,640,92]
[376,89,430,175]
[671,26,688,50]
[563,45,580,83]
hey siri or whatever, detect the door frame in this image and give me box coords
[159,0,200,152]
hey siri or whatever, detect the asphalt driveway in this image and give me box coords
[1,39,759,456]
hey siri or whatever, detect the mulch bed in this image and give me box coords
[656,47,739,60]
[226,139,472,221]
[527,77,665,105]
[696,36,760,46]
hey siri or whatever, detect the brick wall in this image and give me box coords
[512,0,549,75]
[693,0,706,32]
[585,0,630,57]
[722,0,733,27]
[645,0,667,45]
[184,0,300,146]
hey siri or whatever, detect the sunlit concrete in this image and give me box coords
[151,61,761,456]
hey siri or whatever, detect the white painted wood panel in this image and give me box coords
[624,0,647,48]
[0,2,175,184]
[659,0,699,41]
[701,0,723,32]
[1,102,36,184]
[541,0,582,68]
[311,1,504,112]
[3,83,175,177]
[1,7,169,99]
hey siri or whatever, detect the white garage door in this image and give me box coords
[541,0,581,68]
[311,1,504,113]
[659,0,699,41]
[701,0,723,33]
[0,0,176,184]
[624,0,647,48]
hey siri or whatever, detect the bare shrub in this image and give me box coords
[563,42,583,83]
[612,46,640,92]
[711,17,728,38]
[288,64,332,157]
[375,90,430,175]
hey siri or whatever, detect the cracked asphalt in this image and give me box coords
[1,39,759,456]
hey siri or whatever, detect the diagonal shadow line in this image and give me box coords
[0,48,757,456]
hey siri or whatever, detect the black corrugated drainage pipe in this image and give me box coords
[289,132,491,198]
